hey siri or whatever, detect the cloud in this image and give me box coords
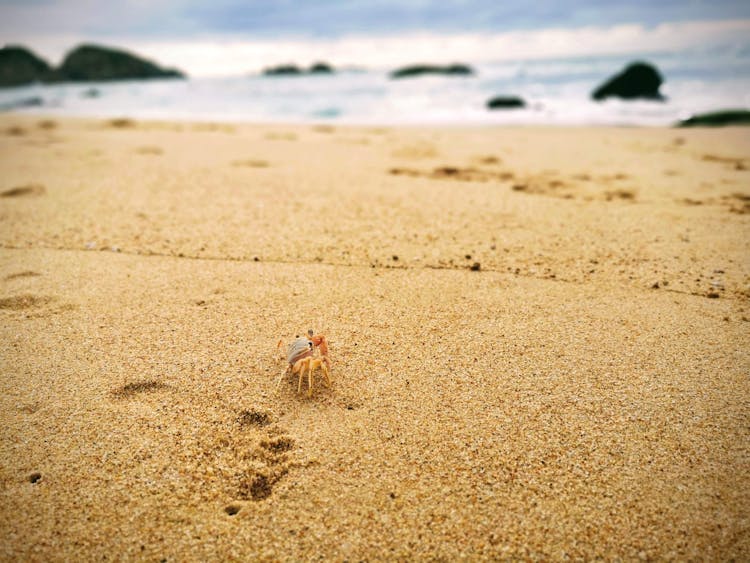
[2,3,749,77]
[2,0,750,39]
[115,19,750,76]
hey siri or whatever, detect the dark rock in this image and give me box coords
[677,109,750,127]
[57,44,184,82]
[0,96,44,112]
[592,61,664,101]
[390,64,474,79]
[486,96,526,110]
[263,62,335,76]
[0,45,54,87]
[263,64,303,76]
[309,62,334,74]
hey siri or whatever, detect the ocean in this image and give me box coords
[1,50,749,126]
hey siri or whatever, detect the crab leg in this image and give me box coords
[321,361,332,387]
[297,358,308,394]
[275,365,290,391]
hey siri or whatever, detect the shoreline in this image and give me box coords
[0,108,721,128]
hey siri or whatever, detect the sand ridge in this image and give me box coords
[0,116,748,560]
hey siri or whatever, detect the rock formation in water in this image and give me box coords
[591,61,664,101]
[0,46,55,87]
[57,44,184,82]
[677,109,750,127]
[486,96,526,110]
[390,64,474,79]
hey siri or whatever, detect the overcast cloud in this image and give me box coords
[1,1,749,75]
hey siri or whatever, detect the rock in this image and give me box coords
[676,109,750,127]
[57,44,184,82]
[592,61,664,101]
[390,64,474,79]
[81,87,101,98]
[486,96,526,110]
[309,62,334,74]
[0,96,44,112]
[0,45,54,87]
[263,64,303,76]
[263,62,335,76]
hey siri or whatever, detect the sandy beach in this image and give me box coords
[0,115,748,560]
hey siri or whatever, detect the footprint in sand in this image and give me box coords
[106,118,136,129]
[37,120,57,130]
[0,184,46,198]
[0,294,75,319]
[5,126,26,136]
[112,380,169,399]
[511,177,575,199]
[722,193,750,214]
[236,437,297,501]
[603,189,636,201]
[4,271,41,281]
[227,408,303,505]
[701,154,748,171]
[390,161,639,202]
[679,198,704,206]
[0,294,52,310]
[237,408,272,428]
[475,155,502,165]
[231,159,269,168]
[390,166,514,183]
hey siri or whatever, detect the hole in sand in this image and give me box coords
[224,505,240,516]
[28,472,41,483]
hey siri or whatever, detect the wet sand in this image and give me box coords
[1,116,748,560]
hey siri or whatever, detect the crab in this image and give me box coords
[276,330,331,396]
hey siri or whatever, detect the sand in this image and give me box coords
[0,115,748,560]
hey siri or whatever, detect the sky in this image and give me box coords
[1,1,749,76]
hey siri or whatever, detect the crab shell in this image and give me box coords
[287,337,313,365]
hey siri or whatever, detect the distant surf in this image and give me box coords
[1,50,748,126]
